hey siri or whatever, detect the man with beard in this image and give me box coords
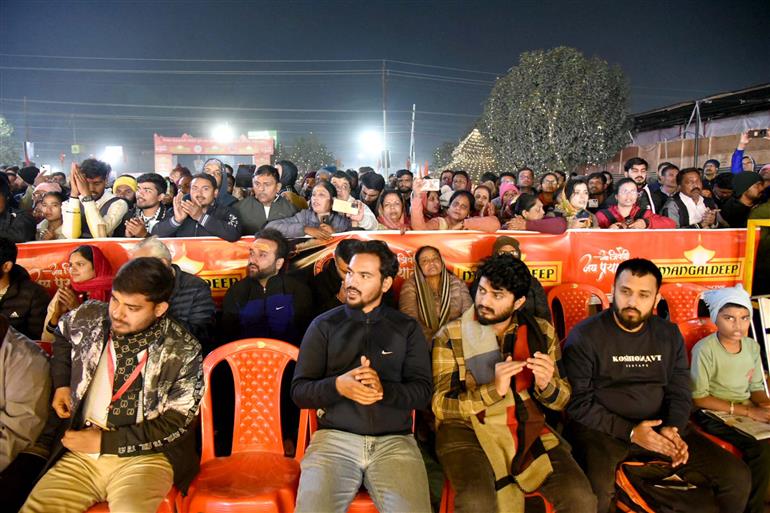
[154,173,241,241]
[0,173,35,242]
[21,257,203,513]
[221,228,312,346]
[0,238,49,339]
[432,254,594,513]
[114,173,171,237]
[662,168,721,229]
[63,159,129,238]
[234,165,298,235]
[292,240,432,513]
[702,159,720,189]
[359,171,385,212]
[563,258,750,513]
[623,157,655,212]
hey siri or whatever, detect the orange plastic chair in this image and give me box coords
[677,318,718,363]
[658,283,706,324]
[438,478,555,513]
[180,338,308,513]
[547,283,610,342]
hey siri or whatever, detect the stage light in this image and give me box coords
[212,123,234,143]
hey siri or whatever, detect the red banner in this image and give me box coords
[15,229,749,306]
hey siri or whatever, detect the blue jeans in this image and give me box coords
[296,429,431,513]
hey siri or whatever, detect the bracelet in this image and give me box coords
[45,321,57,334]
[629,428,635,442]
[729,401,734,415]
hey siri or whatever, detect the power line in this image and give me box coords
[1,98,480,117]
[0,65,382,76]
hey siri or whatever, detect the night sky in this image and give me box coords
[1,0,769,173]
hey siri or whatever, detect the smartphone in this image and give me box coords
[332,198,358,215]
[235,164,256,188]
[576,210,591,220]
[748,129,768,138]
[587,198,599,209]
[423,179,440,191]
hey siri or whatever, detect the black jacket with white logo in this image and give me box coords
[291,304,432,436]
[563,309,691,440]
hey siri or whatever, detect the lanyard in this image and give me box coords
[106,337,149,404]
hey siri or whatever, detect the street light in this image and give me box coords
[101,146,123,166]
[212,123,234,143]
[358,130,383,155]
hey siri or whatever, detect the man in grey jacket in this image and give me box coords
[233,165,298,235]
[0,316,50,473]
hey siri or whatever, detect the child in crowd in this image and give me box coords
[691,284,770,513]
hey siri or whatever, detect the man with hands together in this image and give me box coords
[563,258,749,513]
[292,241,432,513]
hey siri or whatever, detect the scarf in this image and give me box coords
[460,308,558,513]
[414,252,451,333]
[107,320,162,428]
[70,246,114,302]
[377,209,410,231]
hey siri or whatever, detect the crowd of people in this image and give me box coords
[0,129,768,513]
[2,129,770,246]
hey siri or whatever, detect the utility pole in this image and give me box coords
[381,59,389,177]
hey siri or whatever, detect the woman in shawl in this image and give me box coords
[42,245,114,341]
[399,245,472,342]
[552,178,599,229]
[376,189,411,231]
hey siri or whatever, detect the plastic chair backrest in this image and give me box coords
[547,283,610,339]
[677,318,718,363]
[659,283,706,324]
[200,338,305,463]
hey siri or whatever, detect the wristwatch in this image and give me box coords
[79,195,94,203]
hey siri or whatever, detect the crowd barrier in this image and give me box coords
[15,228,752,305]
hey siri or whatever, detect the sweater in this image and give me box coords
[291,304,432,436]
[563,309,691,440]
[265,208,352,238]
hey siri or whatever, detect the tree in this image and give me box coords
[275,135,336,173]
[482,46,630,173]
[0,116,21,165]
[432,141,456,169]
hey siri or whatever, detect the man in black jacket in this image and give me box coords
[563,258,750,513]
[292,240,432,513]
[0,238,49,339]
[129,236,215,351]
[0,174,35,243]
[154,173,241,242]
[221,228,312,346]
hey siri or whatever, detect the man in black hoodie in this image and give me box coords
[563,258,750,513]
[0,238,49,339]
[292,240,432,513]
